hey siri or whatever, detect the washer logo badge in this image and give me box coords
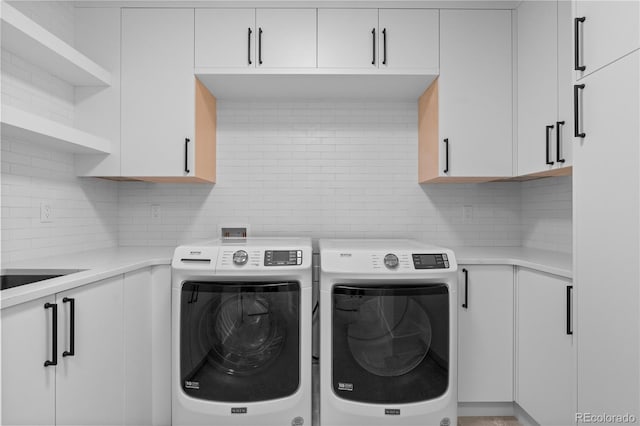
[338,382,353,391]
[231,407,247,414]
[385,409,401,416]
[184,381,199,390]
[291,416,304,426]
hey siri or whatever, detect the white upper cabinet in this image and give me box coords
[317,9,379,69]
[574,0,640,80]
[378,9,439,71]
[195,9,256,69]
[437,10,513,179]
[256,9,317,68]
[195,9,316,69]
[318,9,439,71]
[517,0,573,177]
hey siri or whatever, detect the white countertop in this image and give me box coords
[1,245,572,309]
[1,246,174,309]
[453,246,572,279]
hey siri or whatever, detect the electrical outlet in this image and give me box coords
[40,202,52,223]
[151,205,161,225]
[463,205,473,223]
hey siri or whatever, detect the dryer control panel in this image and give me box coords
[265,250,303,266]
[412,253,449,269]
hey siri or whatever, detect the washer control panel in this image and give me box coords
[412,253,449,269]
[264,250,302,266]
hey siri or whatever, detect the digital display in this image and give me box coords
[272,251,290,262]
[416,254,437,266]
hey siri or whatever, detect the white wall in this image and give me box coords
[521,176,572,253]
[118,100,522,248]
[0,1,119,264]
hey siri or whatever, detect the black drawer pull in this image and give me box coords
[371,28,376,65]
[382,28,387,65]
[566,285,573,335]
[556,121,566,163]
[258,27,263,65]
[184,138,190,174]
[574,17,586,71]
[62,297,75,357]
[443,138,449,174]
[247,28,252,65]
[44,303,57,367]
[462,268,469,309]
[546,124,555,165]
[574,84,586,138]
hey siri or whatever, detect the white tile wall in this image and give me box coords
[118,101,523,248]
[521,176,572,253]
[1,0,119,264]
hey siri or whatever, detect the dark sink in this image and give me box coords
[1,270,85,291]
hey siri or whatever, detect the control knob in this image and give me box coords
[233,250,248,266]
[384,253,399,269]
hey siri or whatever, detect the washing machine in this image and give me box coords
[319,239,458,426]
[171,238,312,426]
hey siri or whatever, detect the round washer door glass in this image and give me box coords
[332,284,449,404]
[180,281,300,402]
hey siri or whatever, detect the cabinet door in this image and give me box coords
[517,269,575,425]
[378,9,439,71]
[575,0,639,80]
[121,9,195,177]
[517,1,558,176]
[575,51,639,418]
[317,9,378,68]
[555,0,573,168]
[55,276,124,425]
[256,9,316,68]
[1,296,56,426]
[458,265,513,402]
[439,10,513,177]
[195,9,255,69]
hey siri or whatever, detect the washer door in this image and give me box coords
[332,284,449,404]
[180,281,300,402]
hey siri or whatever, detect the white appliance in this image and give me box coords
[319,239,458,426]
[171,238,312,426]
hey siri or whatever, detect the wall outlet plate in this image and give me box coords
[151,205,161,225]
[40,201,52,223]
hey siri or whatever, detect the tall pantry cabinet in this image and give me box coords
[573,0,639,416]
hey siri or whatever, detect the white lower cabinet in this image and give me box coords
[2,295,56,426]
[516,268,575,425]
[458,265,514,402]
[1,276,124,426]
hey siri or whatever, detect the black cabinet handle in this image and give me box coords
[247,28,252,65]
[382,28,387,65]
[546,125,555,165]
[574,84,586,138]
[462,268,469,309]
[62,297,75,357]
[443,138,449,174]
[566,285,573,335]
[44,303,57,367]
[258,27,263,65]
[574,17,586,71]
[371,28,376,65]
[556,121,566,163]
[184,138,190,174]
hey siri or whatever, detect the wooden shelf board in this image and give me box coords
[1,2,111,86]
[1,106,111,154]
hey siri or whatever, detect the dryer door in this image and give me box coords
[332,283,449,404]
[180,281,300,402]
